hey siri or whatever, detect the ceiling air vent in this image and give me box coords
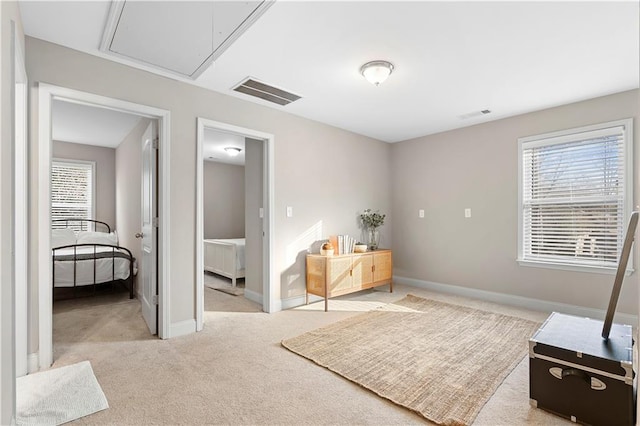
[458,109,492,120]
[233,78,302,106]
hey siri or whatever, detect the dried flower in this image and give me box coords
[360,209,385,229]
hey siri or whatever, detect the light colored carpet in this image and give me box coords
[282,294,540,425]
[42,283,572,425]
[16,361,108,425]
[53,285,131,314]
[204,271,244,296]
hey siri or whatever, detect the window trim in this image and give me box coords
[517,118,634,274]
[51,158,97,225]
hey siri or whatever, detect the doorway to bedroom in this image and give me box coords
[49,99,157,360]
[201,129,250,309]
[37,84,171,370]
[196,118,275,326]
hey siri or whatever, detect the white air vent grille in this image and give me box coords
[458,109,492,120]
[233,78,302,106]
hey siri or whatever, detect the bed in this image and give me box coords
[203,238,246,287]
[52,219,136,299]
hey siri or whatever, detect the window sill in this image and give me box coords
[517,259,634,276]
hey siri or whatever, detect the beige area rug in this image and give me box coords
[282,294,540,426]
[204,272,244,296]
[16,361,108,425]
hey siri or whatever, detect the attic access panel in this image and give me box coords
[102,1,271,79]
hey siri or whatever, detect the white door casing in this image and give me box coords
[37,84,171,369]
[195,118,277,332]
[13,20,28,377]
[140,122,158,334]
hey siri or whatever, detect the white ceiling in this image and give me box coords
[52,99,142,148]
[52,98,245,161]
[21,1,640,143]
[204,128,246,166]
[103,1,268,78]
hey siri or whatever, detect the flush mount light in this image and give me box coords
[360,60,394,86]
[224,147,242,157]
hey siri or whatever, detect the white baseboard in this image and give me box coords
[394,276,638,326]
[27,353,39,373]
[244,288,263,307]
[27,352,40,374]
[280,294,323,310]
[280,294,305,311]
[244,288,324,312]
[169,319,196,338]
[273,299,282,312]
[241,289,288,313]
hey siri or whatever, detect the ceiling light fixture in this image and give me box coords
[360,60,394,86]
[224,147,242,157]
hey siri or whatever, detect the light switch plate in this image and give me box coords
[286,206,293,217]
[419,209,425,218]
[465,208,471,218]
[259,207,264,218]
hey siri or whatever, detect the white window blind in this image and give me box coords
[51,160,95,231]
[518,119,633,272]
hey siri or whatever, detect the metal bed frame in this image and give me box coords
[52,218,111,232]
[52,219,135,299]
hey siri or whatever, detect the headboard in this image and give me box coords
[51,219,111,233]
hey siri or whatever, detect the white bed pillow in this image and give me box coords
[77,231,118,246]
[51,228,76,248]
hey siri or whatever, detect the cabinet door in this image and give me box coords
[306,256,326,296]
[352,254,373,288]
[327,256,353,294]
[373,251,392,282]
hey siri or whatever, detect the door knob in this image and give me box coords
[135,232,144,239]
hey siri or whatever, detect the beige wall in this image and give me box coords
[26,37,391,337]
[390,90,639,316]
[115,118,150,276]
[244,138,264,296]
[203,161,245,239]
[52,141,116,228]
[1,1,24,422]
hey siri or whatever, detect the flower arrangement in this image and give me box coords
[360,209,385,229]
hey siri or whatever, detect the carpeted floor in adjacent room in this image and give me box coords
[48,282,572,425]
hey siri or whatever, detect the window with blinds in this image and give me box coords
[518,119,633,272]
[51,160,95,231]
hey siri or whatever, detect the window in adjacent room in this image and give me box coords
[517,119,633,273]
[51,159,96,231]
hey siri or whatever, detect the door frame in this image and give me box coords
[37,83,171,369]
[13,20,28,377]
[195,118,276,329]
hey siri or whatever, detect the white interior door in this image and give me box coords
[140,122,158,334]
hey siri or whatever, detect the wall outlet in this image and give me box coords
[464,208,471,218]
[419,209,425,218]
[286,206,293,218]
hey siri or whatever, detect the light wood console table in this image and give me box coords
[305,249,393,312]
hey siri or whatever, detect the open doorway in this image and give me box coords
[196,118,276,330]
[37,84,171,369]
[49,99,154,359]
[200,129,250,309]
